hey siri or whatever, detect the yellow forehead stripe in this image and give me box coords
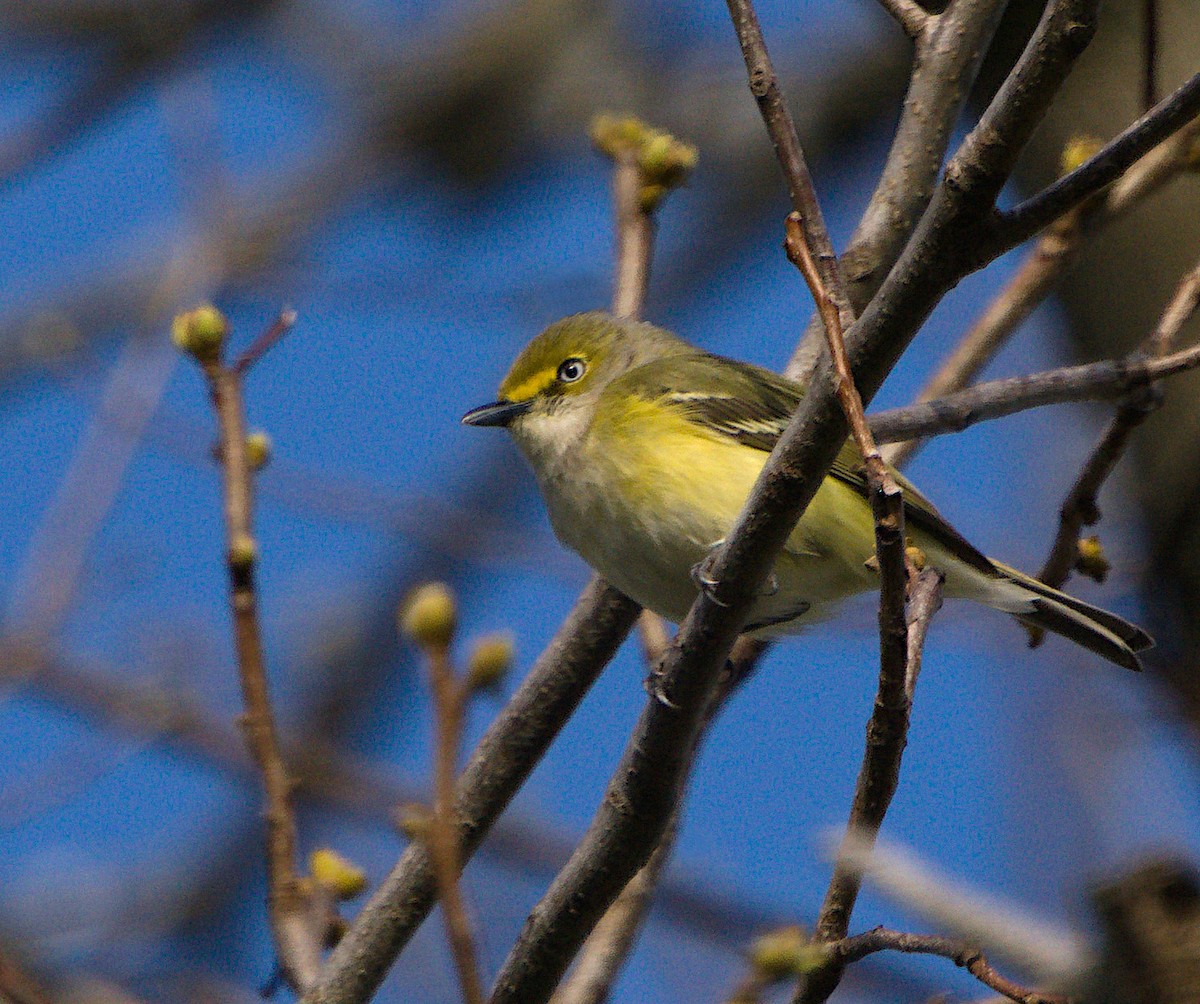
[502,367,558,403]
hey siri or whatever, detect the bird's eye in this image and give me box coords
[556,357,587,383]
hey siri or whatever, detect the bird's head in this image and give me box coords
[462,312,688,449]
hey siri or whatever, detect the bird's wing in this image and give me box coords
[634,352,997,576]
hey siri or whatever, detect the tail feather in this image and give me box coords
[990,560,1152,671]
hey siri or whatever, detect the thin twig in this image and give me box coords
[831,927,1073,1004]
[784,212,921,992]
[1037,259,1200,590]
[610,151,653,322]
[998,73,1200,247]
[882,206,1083,467]
[426,646,485,1004]
[885,112,1200,468]
[866,339,1200,444]
[233,307,298,374]
[783,215,875,468]
[549,824,678,1004]
[798,571,944,1004]
[197,345,320,991]
[725,0,851,329]
[302,580,639,1004]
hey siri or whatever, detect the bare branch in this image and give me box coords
[424,642,485,1004]
[999,74,1200,246]
[832,927,1073,1004]
[1037,259,1200,590]
[301,579,639,1004]
[233,308,298,375]
[191,325,322,990]
[725,0,851,329]
[881,207,1082,467]
[798,571,943,1004]
[884,112,1200,468]
[867,339,1200,444]
[791,0,1008,379]
[875,0,929,38]
[611,151,654,321]
[549,826,678,1004]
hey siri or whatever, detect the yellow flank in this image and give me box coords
[577,393,879,626]
[501,367,560,403]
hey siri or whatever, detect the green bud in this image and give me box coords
[171,304,229,361]
[1060,134,1102,175]
[590,113,649,157]
[466,632,515,690]
[399,583,457,649]
[309,848,368,900]
[748,925,823,979]
[1075,534,1111,583]
[245,431,272,471]
[229,533,257,568]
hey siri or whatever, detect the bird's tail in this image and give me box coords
[988,560,1152,671]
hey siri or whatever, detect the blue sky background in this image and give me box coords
[1,2,1195,1002]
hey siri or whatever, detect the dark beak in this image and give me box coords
[461,399,531,427]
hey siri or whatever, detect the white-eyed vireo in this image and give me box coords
[463,312,1151,670]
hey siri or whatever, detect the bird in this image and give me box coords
[462,311,1152,670]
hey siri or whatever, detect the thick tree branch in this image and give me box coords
[876,0,929,38]
[791,0,1008,379]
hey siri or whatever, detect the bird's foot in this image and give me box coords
[644,664,680,708]
[690,542,729,606]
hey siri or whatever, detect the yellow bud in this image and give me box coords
[395,802,432,841]
[638,133,699,182]
[171,304,229,361]
[309,848,368,900]
[1075,534,1111,583]
[638,183,669,212]
[466,632,515,690]
[399,583,457,649]
[590,113,649,157]
[245,431,272,471]
[1060,134,1103,175]
[904,540,927,572]
[748,925,821,979]
[229,533,257,568]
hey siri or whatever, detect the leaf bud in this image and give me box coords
[399,583,457,649]
[309,848,368,900]
[171,304,229,361]
[466,632,515,690]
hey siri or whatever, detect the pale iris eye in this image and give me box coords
[557,358,587,383]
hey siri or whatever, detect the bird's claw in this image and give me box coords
[644,667,680,708]
[690,541,730,606]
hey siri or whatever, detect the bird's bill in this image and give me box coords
[461,399,531,427]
